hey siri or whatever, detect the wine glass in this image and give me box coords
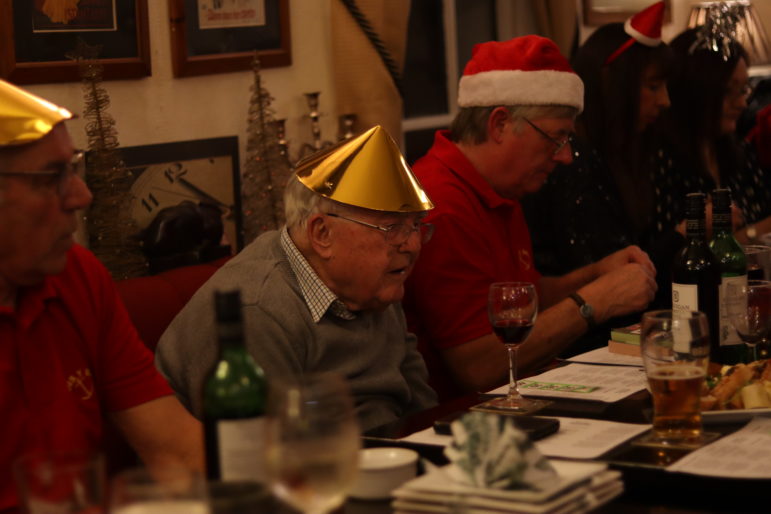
[743,245,771,280]
[109,466,210,514]
[726,280,771,361]
[265,372,360,514]
[481,282,549,413]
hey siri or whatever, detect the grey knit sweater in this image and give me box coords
[155,230,437,432]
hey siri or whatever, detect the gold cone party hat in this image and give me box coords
[0,79,73,146]
[296,125,433,212]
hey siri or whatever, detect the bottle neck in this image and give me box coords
[217,321,245,352]
[685,215,707,241]
[712,209,731,234]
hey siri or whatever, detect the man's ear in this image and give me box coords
[307,213,334,258]
[488,107,511,144]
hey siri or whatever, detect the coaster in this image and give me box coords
[470,398,553,416]
[630,430,721,450]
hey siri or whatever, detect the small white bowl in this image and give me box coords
[349,447,419,500]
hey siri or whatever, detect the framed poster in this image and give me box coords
[0,0,151,84]
[582,0,670,25]
[115,136,244,260]
[169,0,291,77]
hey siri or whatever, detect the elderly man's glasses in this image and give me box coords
[521,117,572,155]
[0,150,85,198]
[326,212,434,245]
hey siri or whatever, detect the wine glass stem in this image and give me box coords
[506,344,522,400]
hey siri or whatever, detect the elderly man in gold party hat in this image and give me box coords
[0,80,204,511]
[157,126,438,432]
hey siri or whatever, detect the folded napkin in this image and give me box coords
[443,411,558,491]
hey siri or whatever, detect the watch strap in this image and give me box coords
[569,292,597,329]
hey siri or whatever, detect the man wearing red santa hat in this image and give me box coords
[403,34,658,401]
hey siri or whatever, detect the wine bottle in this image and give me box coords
[203,289,267,483]
[709,189,747,364]
[672,193,721,360]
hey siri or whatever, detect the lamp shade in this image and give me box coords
[687,1,771,66]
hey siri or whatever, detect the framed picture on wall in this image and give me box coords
[582,0,671,25]
[113,136,244,271]
[0,0,151,84]
[169,0,291,77]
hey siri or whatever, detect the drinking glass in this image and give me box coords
[743,245,771,280]
[109,467,210,514]
[726,280,771,361]
[13,452,105,514]
[480,282,549,413]
[640,310,710,448]
[265,372,360,514]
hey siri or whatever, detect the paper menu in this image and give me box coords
[565,347,643,367]
[489,363,647,403]
[400,417,650,460]
[667,416,771,478]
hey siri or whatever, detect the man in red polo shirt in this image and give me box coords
[0,80,203,512]
[403,36,658,400]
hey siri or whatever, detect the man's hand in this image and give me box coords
[593,246,656,279]
[581,262,657,322]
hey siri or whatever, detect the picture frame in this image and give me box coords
[115,136,244,266]
[582,0,671,25]
[169,0,291,77]
[0,0,151,84]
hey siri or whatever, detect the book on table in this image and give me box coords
[607,323,641,357]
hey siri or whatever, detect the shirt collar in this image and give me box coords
[433,130,515,210]
[280,227,355,322]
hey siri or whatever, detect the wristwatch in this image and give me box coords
[569,293,596,329]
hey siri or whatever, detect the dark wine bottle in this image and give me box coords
[672,193,721,361]
[709,189,747,364]
[203,289,267,483]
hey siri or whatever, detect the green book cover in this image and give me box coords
[609,323,641,345]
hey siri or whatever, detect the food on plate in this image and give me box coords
[701,359,771,411]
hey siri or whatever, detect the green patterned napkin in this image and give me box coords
[443,411,557,490]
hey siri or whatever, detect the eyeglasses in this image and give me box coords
[521,118,572,155]
[0,150,85,198]
[326,212,434,245]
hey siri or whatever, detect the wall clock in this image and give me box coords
[117,136,244,258]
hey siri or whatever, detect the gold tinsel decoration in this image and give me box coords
[240,54,293,245]
[68,40,147,279]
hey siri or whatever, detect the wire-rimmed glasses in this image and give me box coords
[325,212,434,245]
[521,118,572,155]
[0,150,84,198]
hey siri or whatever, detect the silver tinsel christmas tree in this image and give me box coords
[70,41,147,279]
[240,55,292,245]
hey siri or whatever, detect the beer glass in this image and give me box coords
[640,310,710,447]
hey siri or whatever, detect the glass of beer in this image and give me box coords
[640,310,710,448]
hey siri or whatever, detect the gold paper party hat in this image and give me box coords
[296,125,433,212]
[0,79,73,146]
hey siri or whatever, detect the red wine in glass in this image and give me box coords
[493,319,534,345]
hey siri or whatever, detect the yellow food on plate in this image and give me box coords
[702,359,771,411]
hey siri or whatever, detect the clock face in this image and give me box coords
[128,155,239,252]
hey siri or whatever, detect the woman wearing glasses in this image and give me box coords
[661,27,771,243]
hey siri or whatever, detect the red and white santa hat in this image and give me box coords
[457,35,584,112]
[604,1,666,65]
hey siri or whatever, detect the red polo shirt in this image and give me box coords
[404,130,541,400]
[0,244,172,511]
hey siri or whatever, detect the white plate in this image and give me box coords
[394,460,607,504]
[702,408,771,424]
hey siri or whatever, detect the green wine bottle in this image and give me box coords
[672,193,721,360]
[709,189,747,364]
[203,289,267,483]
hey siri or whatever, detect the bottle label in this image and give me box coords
[217,417,266,482]
[672,283,698,312]
[719,274,747,347]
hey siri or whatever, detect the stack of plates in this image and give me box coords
[392,460,622,514]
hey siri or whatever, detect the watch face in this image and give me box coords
[119,137,243,252]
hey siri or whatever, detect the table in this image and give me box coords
[348,389,771,514]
